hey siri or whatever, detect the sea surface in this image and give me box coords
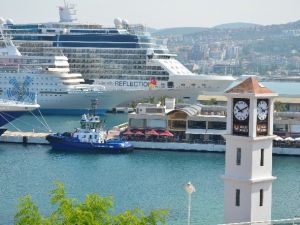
[232,81,300,96]
[1,110,300,225]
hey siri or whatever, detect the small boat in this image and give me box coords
[46,105,133,153]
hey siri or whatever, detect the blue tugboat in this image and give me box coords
[46,101,133,153]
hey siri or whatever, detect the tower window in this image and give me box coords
[235,189,240,206]
[236,148,241,165]
[260,149,264,166]
[260,189,264,206]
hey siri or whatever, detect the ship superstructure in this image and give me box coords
[0,26,105,113]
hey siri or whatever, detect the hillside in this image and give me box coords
[153,27,207,36]
[214,22,261,29]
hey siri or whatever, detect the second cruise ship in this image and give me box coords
[1,2,235,109]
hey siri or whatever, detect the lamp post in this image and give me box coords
[184,181,196,225]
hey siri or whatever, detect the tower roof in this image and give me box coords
[226,77,274,94]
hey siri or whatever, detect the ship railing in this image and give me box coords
[70,85,106,92]
[218,217,300,225]
[0,98,38,106]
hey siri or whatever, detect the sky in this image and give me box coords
[1,0,300,29]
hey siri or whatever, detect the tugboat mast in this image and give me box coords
[90,99,100,116]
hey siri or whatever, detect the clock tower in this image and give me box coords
[223,77,278,224]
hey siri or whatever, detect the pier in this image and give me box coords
[0,131,50,144]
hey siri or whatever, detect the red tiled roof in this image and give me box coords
[226,77,274,94]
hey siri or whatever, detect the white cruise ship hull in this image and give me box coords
[97,88,198,110]
[0,71,233,114]
[19,88,205,113]
[40,86,223,112]
[0,99,39,127]
[17,86,224,114]
[1,78,233,114]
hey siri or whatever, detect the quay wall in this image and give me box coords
[131,141,300,156]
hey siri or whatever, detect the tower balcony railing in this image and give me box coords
[218,217,300,225]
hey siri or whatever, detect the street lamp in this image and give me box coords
[184,181,196,225]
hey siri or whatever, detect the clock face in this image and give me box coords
[233,100,249,121]
[257,100,268,121]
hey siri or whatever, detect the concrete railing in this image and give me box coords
[219,218,300,225]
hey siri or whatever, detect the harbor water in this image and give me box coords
[1,111,300,225]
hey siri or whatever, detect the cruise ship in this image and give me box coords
[0,29,105,114]
[0,99,39,136]
[1,2,235,109]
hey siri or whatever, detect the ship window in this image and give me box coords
[95,135,97,139]
[167,82,174,88]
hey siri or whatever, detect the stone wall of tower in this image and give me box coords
[224,180,273,223]
[224,136,273,179]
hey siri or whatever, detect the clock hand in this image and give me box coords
[260,107,268,113]
[235,105,242,112]
[240,106,248,112]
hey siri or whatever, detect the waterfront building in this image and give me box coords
[128,102,168,130]
[128,98,175,130]
[124,94,300,154]
[127,100,226,143]
[222,77,277,223]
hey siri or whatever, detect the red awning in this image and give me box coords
[145,129,159,136]
[134,130,145,136]
[123,130,134,135]
[159,131,174,137]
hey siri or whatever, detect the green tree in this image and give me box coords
[149,96,155,104]
[176,98,184,104]
[206,98,217,105]
[274,101,286,112]
[130,101,138,109]
[157,96,170,106]
[15,182,168,225]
